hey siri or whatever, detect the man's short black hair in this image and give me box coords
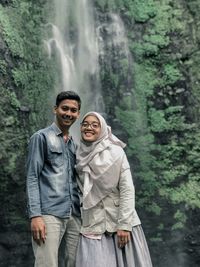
[55,91,81,109]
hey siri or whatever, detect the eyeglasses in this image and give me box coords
[80,121,100,129]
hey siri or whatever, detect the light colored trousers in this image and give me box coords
[32,215,81,267]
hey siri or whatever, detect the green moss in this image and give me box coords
[124,0,156,22]
[10,91,21,109]
[160,180,200,209]
[0,4,24,57]
[149,108,169,132]
[130,42,159,58]
[143,34,170,48]
[146,202,162,215]
[134,62,158,96]
[174,210,187,223]
[0,1,54,231]
[162,64,184,85]
[0,60,7,74]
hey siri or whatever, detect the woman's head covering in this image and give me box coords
[76,111,126,209]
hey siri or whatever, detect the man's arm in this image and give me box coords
[26,132,46,245]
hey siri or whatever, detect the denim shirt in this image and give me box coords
[26,122,81,219]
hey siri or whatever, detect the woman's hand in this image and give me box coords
[117,229,131,248]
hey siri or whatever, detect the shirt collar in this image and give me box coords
[51,122,72,141]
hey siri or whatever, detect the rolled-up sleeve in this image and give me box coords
[117,154,135,231]
[26,133,45,218]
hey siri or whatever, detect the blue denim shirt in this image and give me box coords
[26,122,81,219]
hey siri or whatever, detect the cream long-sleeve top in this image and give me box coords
[77,144,141,235]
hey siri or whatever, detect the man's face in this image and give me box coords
[54,99,80,130]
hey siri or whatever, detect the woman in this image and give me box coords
[75,111,152,267]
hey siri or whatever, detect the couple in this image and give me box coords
[26,91,152,267]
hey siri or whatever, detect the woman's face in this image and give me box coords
[81,115,101,142]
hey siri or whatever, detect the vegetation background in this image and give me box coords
[0,0,200,266]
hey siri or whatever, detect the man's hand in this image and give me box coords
[117,229,131,248]
[31,216,46,246]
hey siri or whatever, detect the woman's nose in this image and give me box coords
[87,124,93,129]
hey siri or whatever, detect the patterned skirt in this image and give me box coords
[75,225,153,267]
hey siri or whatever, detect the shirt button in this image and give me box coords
[99,202,104,208]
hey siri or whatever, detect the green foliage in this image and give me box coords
[9,91,21,109]
[0,87,22,191]
[0,59,7,74]
[149,108,169,132]
[160,180,200,209]
[102,0,200,242]
[123,0,156,22]
[187,0,200,18]
[96,0,156,20]
[0,0,54,230]
[143,34,169,48]
[162,64,184,85]
[133,62,159,96]
[130,42,159,58]
[170,8,185,32]
[146,202,162,216]
[149,106,192,133]
[186,51,200,122]
[0,4,24,57]
[154,127,200,235]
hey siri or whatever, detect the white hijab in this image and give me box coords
[76,112,126,209]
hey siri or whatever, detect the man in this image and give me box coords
[26,91,81,267]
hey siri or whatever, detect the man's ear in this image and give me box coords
[53,106,57,114]
[77,110,80,118]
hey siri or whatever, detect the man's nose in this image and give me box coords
[65,109,72,116]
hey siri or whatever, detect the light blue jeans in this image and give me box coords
[32,215,81,267]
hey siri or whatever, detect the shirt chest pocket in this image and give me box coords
[49,146,64,167]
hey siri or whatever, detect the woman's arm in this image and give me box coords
[117,153,135,247]
[118,153,135,229]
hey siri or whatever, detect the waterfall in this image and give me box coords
[45,0,102,114]
[97,13,130,60]
[45,23,76,91]
[45,1,131,139]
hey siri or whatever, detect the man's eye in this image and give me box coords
[62,107,78,112]
[62,107,69,111]
[71,108,78,113]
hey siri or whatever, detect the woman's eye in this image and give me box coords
[92,123,99,128]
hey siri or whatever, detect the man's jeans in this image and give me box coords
[32,215,81,267]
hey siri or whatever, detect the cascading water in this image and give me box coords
[46,23,76,92]
[97,13,130,60]
[97,12,133,94]
[45,0,131,139]
[45,0,102,112]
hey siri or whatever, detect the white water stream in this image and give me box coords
[45,0,131,139]
[46,0,101,111]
